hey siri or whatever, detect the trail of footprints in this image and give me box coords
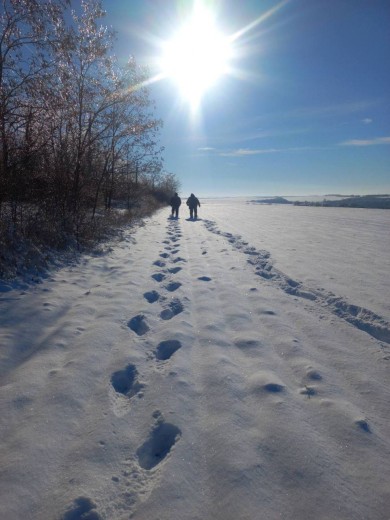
[63,217,376,518]
[202,218,377,434]
[62,219,188,519]
[104,218,188,516]
[204,219,390,346]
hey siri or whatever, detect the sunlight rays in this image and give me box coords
[123,0,290,116]
[229,0,290,43]
[150,0,289,113]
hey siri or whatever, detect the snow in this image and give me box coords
[1,199,389,520]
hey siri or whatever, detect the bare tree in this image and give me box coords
[0,0,69,220]
[0,0,175,264]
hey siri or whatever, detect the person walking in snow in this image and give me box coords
[170,192,182,218]
[186,193,201,219]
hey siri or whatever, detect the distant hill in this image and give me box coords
[249,196,292,205]
[249,195,390,209]
[300,195,390,209]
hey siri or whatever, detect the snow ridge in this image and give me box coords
[203,219,390,345]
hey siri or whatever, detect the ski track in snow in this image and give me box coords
[0,208,390,520]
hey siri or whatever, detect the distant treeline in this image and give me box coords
[250,195,390,209]
[294,196,390,209]
[0,0,178,260]
[324,194,390,198]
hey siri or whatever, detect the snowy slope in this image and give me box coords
[0,202,389,520]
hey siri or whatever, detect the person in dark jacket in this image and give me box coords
[170,192,182,218]
[186,193,201,219]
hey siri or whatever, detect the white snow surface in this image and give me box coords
[1,199,389,520]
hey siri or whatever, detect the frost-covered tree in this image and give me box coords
[0,0,69,219]
[0,0,172,251]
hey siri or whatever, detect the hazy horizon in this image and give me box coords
[184,191,390,199]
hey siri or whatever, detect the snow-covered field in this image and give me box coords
[1,199,389,520]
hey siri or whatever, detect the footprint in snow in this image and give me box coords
[152,273,166,282]
[198,276,211,282]
[306,368,322,381]
[355,418,371,433]
[160,298,183,320]
[111,364,144,397]
[136,421,181,470]
[144,290,160,303]
[249,373,286,395]
[160,253,169,258]
[155,340,182,360]
[263,382,285,393]
[259,310,276,316]
[234,339,261,350]
[243,247,258,256]
[153,260,166,267]
[168,267,182,274]
[256,270,275,280]
[165,282,181,292]
[62,497,101,520]
[128,315,149,336]
[172,256,186,263]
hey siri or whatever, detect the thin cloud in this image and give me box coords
[195,144,338,158]
[250,100,382,125]
[340,136,390,147]
[362,118,373,124]
[218,146,324,157]
[241,127,311,143]
[285,100,381,119]
[219,148,278,156]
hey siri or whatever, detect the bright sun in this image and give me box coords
[160,4,232,108]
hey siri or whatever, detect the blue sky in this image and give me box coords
[103,0,390,197]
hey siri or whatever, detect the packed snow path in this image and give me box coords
[1,205,389,520]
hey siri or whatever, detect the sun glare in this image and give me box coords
[160,3,232,108]
[152,0,289,112]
